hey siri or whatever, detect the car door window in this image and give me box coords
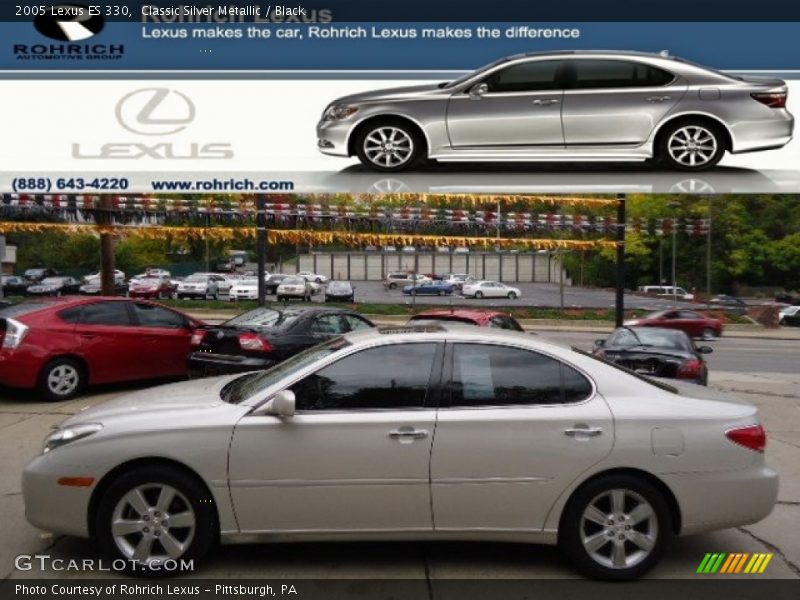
[79,301,132,326]
[342,315,373,331]
[290,343,438,410]
[310,314,347,335]
[449,343,592,407]
[484,60,563,93]
[132,303,187,329]
[571,60,674,89]
[678,311,700,320]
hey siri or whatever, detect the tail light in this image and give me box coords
[238,333,273,352]
[677,358,702,380]
[726,424,767,452]
[1,318,30,350]
[751,92,787,108]
[190,330,207,346]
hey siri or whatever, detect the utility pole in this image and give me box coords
[559,250,564,309]
[706,197,712,302]
[0,235,5,300]
[615,194,626,327]
[256,194,267,306]
[668,201,680,303]
[99,196,116,296]
[658,239,663,284]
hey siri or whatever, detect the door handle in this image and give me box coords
[646,96,672,103]
[78,333,96,340]
[389,428,429,440]
[143,336,157,343]
[564,426,603,438]
[532,99,559,106]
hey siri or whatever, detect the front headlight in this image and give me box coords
[43,423,103,454]
[323,104,359,121]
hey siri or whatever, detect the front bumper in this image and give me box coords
[188,352,276,377]
[317,119,353,157]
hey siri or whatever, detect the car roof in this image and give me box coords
[343,324,544,346]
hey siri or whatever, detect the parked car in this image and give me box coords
[176,274,223,300]
[213,274,236,295]
[78,281,128,296]
[707,294,748,315]
[25,327,777,579]
[638,285,695,301]
[1,275,30,296]
[402,280,454,296]
[83,270,125,285]
[265,274,290,295]
[443,273,476,291]
[624,309,723,339]
[408,309,524,331]
[325,280,355,303]
[462,280,522,299]
[384,272,430,290]
[318,50,793,172]
[298,271,328,284]
[775,292,800,306]
[128,275,176,300]
[0,298,202,401]
[228,278,259,302]
[778,305,800,326]
[26,276,82,297]
[594,326,712,385]
[276,276,314,301]
[23,267,59,282]
[188,306,375,376]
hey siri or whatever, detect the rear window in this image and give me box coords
[409,315,478,327]
[574,346,678,394]
[0,302,51,319]
[225,308,301,329]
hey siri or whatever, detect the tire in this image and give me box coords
[779,318,786,326]
[389,283,397,290]
[656,120,725,171]
[37,357,85,402]
[315,278,322,284]
[508,292,517,300]
[437,291,444,296]
[475,291,484,299]
[559,474,671,581]
[701,328,716,341]
[354,118,425,172]
[95,465,217,576]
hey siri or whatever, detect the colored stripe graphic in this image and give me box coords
[698,553,773,574]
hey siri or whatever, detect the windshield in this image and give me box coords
[40,278,63,285]
[328,281,351,290]
[224,308,300,329]
[185,275,208,282]
[443,56,511,89]
[221,337,351,404]
[282,277,305,285]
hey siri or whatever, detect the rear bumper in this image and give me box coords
[731,112,794,153]
[188,352,276,377]
[0,350,40,389]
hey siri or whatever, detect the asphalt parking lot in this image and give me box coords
[0,332,798,581]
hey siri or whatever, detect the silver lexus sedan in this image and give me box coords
[317,50,793,172]
[23,327,777,579]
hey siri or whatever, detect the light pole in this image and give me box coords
[667,201,681,302]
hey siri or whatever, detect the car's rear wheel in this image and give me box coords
[508,292,517,300]
[355,119,424,172]
[388,283,397,290]
[37,357,85,402]
[559,474,671,580]
[701,327,716,340]
[657,121,725,171]
[96,466,217,576]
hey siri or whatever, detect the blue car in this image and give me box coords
[402,280,454,296]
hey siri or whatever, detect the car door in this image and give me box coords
[129,302,195,378]
[447,59,566,148]
[227,342,442,533]
[430,342,613,532]
[561,59,686,147]
[74,300,144,383]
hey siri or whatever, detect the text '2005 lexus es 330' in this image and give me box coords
[317,50,794,172]
[23,327,777,579]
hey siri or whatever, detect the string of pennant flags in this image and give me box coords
[0,194,710,236]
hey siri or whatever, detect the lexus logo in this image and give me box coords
[114,88,196,136]
[34,4,104,41]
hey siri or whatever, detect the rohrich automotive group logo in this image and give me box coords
[14,4,124,61]
[72,87,235,160]
[697,552,773,574]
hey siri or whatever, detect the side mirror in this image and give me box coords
[258,389,296,417]
[595,339,605,347]
[697,346,713,354]
[469,83,489,99]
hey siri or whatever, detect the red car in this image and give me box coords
[128,275,176,299]
[0,298,203,401]
[624,309,723,340]
[407,308,524,331]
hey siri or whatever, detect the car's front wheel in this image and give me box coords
[355,119,424,172]
[474,291,483,299]
[657,121,725,171]
[559,474,671,580]
[95,466,217,575]
[507,292,517,300]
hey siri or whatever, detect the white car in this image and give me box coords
[23,327,777,579]
[778,305,800,325]
[297,271,328,284]
[277,276,313,301]
[83,270,125,285]
[176,273,223,300]
[462,280,522,299]
[228,278,259,302]
[213,274,236,295]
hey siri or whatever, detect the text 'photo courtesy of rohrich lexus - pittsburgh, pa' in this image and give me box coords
[318,50,794,172]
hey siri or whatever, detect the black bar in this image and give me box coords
[615,194,626,328]
[256,195,266,306]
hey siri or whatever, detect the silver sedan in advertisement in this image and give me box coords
[23,327,776,579]
[317,50,793,172]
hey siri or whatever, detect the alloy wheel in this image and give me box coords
[580,488,659,570]
[363,127,414,168]
[47,364,80,397]
[111,483,196,565]
[667,126,718,168]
